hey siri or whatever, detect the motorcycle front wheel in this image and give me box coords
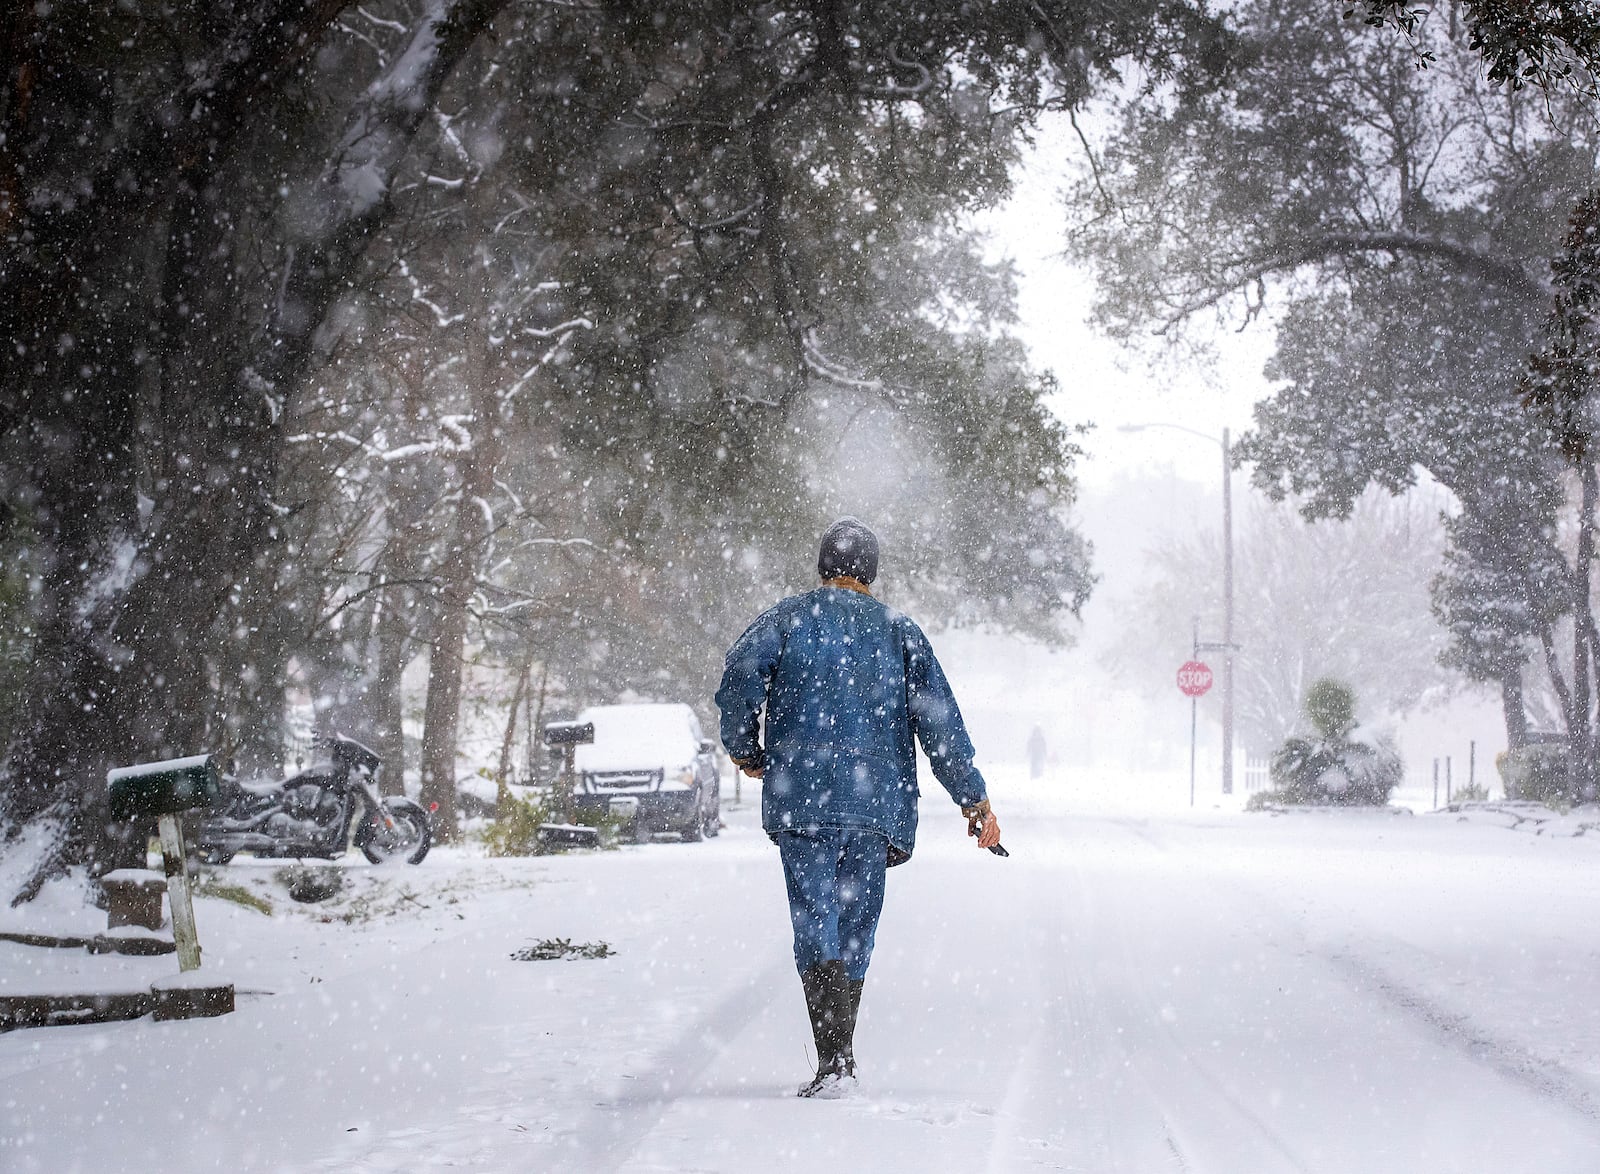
[361,797,432,865]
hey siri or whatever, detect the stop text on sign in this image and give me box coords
[1177,661,1213,697]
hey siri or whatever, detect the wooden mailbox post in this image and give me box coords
[537,720,599,848]
[107,755,234,1020]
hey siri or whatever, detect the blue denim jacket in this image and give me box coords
[715,584,987,864]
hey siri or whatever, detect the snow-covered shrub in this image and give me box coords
[1261,678,1402,806]
[1496,743,1576,808]
[482,793,629,855]
[483,792,557,857]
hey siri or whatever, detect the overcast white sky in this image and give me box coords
[977,112,1273,491]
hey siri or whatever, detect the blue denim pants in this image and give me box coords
[776,828,889,982]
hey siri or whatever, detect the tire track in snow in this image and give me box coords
[561,955,794,1172]
[1085,820,1313,1174]
[1124,814,1600,1161]
[1323,948,1600,1127]
[975,860,1119,1174]
[977,823,1202,1172]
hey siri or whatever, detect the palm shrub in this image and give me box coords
[1262,678,1403,806]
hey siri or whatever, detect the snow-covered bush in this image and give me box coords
[483,793,558,857]
[1496,743,1577,808]
[481,793,629,855]
[1257,679,1403,807]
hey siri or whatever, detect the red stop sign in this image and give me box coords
[1177,660,1213,697]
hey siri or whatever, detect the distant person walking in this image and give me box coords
[1027,725,1047,780]
[716,517,1002,1098]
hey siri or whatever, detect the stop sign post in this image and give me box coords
[1178,660,1213,806]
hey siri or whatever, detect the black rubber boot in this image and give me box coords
[797,960,854,1097]
[841,977,864,1073]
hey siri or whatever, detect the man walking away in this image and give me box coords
[716,517,1003,1099]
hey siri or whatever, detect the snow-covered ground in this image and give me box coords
[5,769,1600,1172]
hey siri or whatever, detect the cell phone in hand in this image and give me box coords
[969,822,1010,857]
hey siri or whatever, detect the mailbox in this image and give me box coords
[107,754,221,821]
[542,721,595,747]
[537,720,599,848]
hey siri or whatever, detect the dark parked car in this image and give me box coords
[571,703,721,841]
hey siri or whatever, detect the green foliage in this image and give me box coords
[1525,192,1600,463]
[1497,743,1579,809]
[1267,679,1402,805]
[1359,0,1600,93]
[570,804,632,846]
[482,790,635,855]
[1303,678,1355,740]
[482,792,558,858]
[1451,780,1491,803]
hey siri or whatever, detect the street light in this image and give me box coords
[1118,422,1237,796]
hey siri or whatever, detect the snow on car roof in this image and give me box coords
[574,703,703,772]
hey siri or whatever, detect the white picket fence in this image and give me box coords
[1243,753,1271,793]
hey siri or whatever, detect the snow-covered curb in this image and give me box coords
[1432,800,1600,838]
[1247,803,1415,817]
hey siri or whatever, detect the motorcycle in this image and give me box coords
[196,734,431,866]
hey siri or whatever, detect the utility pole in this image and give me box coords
[1119,419,1241,799]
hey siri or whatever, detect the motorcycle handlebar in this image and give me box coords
[318,734,383,775]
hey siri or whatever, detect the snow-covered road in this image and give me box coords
[6,780,1600,1172]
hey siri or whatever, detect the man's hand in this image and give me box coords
[962,799,1001,849]
[977,811,1001,849]
[732,756,765,779]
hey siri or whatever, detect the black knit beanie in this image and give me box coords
[817,517,879,585]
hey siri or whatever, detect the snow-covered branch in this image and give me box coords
[1154,231,1551,335]
[397,258,466,327]
[500,321,591,407]
[518,317,594,339]
[802,329,913,407]
[437,415,473,451]
[294,0,507,248]
[256,0,507,404]
[286,414,474,464]
[659,192,762,236]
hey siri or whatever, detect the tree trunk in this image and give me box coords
[525,661,550,786]
[222,551,293,781]
[418,586,472,840]
[371,444,434,796]
[1499,665,1528,753]
[1571,462,1598,799]
[374,578,414,799]
[496,663,531,807]
[417,371,502,841]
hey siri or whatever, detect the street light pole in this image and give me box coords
[1221,427,1234,796]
